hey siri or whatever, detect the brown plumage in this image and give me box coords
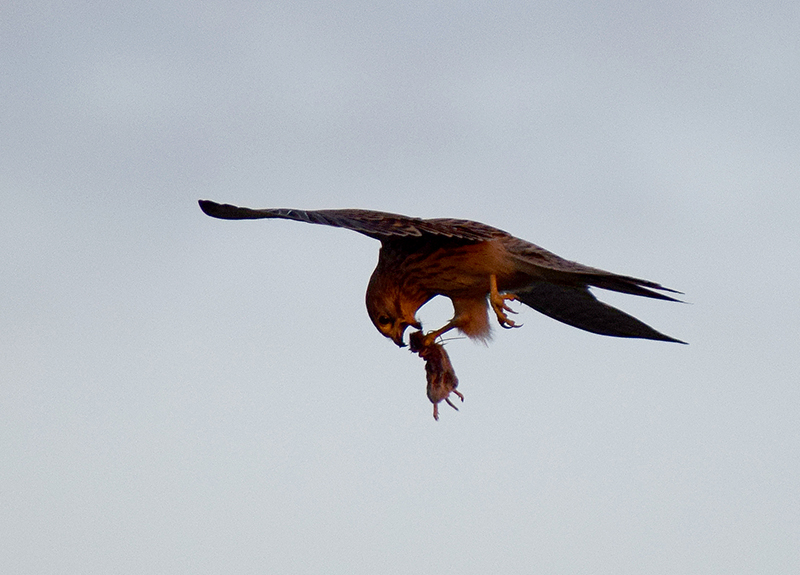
[199,199,685,348]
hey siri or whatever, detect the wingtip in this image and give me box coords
[198,199,239,219]
[625,331,687,344]
[198,199,217,215]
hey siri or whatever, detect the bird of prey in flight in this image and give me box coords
[199,200,684,348]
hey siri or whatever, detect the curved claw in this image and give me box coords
[491,292,522,329]
[488,274,523,329]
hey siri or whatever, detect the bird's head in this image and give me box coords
[366,272,423,347]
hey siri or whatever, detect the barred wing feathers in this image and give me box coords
[198,200,503,242]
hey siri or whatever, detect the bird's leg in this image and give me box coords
[489,274,521,329]
[421,320,458,348]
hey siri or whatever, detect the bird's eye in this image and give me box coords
[378,315,392,326]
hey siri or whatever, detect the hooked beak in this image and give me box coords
[392,320,422,347]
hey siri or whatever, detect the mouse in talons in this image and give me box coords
[409,331,464,420]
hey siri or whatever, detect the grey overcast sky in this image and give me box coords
[2,1,798,573]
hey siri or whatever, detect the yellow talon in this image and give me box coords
[489,274,522,329]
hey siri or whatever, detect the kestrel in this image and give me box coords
[199,200,685,348]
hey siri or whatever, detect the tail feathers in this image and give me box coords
[580,273,683,302]
[515,281,686,343]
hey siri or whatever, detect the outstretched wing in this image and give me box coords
[198,200,505,242]
[515,281,685,343]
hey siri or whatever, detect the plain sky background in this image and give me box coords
[2,1,798,573]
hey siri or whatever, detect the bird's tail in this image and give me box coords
[514,281,686,343]
[578,272,683,302]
